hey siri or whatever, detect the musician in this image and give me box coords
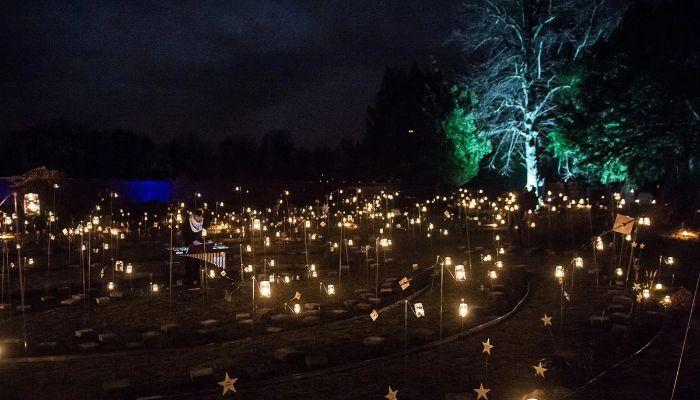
[182,208,205,287]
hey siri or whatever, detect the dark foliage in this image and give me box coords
[556,0,700,196]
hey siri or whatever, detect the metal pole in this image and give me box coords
[404,300,408,352]
[671,273,700,400]
[169,215,173,303]
[440,261,444,340]
[375,239,380,297]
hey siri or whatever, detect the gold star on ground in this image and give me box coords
[541,313,552,326]
[533,361,548,378]
[473,382,490,399]
[482,338,493,356]
[385,386,398,400]
[218,373,237,396]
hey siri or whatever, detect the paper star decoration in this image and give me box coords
[533,362,548,378]
[218,373,237,395]
[482,338,493,356]
[633,283,641,291]
[541,314,552,326]
[473,382,490,399]
[636,293,644,303]
[385,386,398,400]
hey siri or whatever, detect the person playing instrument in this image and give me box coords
[182,208,205,288]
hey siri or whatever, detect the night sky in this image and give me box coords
[1,1,458,147]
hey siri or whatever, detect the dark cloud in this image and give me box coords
[0,0,458,147]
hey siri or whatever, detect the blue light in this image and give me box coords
[124,180,172,203]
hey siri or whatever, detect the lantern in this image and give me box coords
[293,303,301,314]
[23,193,40,216]
[259,280,271,298]
[459,300,469,318]
[595,237,604,251]
[554,265,565,279]
[574,257,584,268]
[414,302,425,318]
[455,264,466,281]
[327,284,335,295]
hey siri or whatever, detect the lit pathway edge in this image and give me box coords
[0,280,433,365]
[163,279,531,399]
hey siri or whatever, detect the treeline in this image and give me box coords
[0,62,476,187]
[0,123,364,181]
[3,0,698,195]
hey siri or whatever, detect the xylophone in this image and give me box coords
[167,242,235,282]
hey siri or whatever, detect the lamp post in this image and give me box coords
[555,265,565,336]
[404,300,425,352]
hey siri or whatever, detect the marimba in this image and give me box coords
[167,242,235,282]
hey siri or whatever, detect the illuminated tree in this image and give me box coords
[554,0,700,195]
[442,86,491,185]
[454,0,624,193]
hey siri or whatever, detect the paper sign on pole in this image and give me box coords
[612,214,635,235]
[399,277,410,290]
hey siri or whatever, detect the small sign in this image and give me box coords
[370,309,379,321]
[399,277,410,290]
[294,291,301,300]
[612,214,635,235]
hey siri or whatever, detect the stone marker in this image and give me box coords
[305,354,329,369]
[95,297,110,305]
[189,367,214,383]
[160,323,180,333]
[274,347,300,361]
[75,328,96,338]
[98,333,118,344]
[78,342,99,352]
[103,378,130,393]
[235,312,251,321]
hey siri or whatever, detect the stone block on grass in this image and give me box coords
[95,297,111,305]
[189,367,215,384]
[98,333,118,344]
[75,328,96,339]
[78,342,99,352]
